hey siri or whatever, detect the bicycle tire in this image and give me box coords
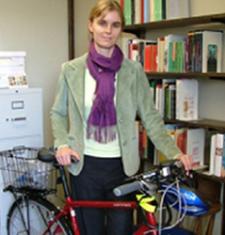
[7,195,73,235]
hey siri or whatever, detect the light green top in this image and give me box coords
[83,68,121,158]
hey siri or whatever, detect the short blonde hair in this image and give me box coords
[89,0,125,29]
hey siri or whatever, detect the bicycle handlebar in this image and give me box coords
[113,181,142,197]
[38,147,78,165]
[113,160,187,197]
[38,147,55,163]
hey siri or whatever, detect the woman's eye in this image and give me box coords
[98,20,106,26]
[112,22,121,28]
[97,20,121,29]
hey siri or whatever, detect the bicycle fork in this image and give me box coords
[69,206,80,235]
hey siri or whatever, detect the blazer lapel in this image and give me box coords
[116,60,133,107]
[66,55,87,120]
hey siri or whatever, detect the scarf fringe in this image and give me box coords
[87,125,117,143]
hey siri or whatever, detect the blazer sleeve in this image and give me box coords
[50,64,70,148]
[135,62,181,159]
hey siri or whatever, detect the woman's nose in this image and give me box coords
[105,24,112,33]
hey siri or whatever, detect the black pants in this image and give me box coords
[70,155,134,235]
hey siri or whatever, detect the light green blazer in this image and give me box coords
[51,54,181,176]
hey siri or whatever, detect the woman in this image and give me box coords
[51,0,192,234]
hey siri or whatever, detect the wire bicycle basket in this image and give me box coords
[0,147,54,190]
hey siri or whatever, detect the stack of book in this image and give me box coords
[149,79,198,121]
[187,30,223,72]
[119,30,224,73]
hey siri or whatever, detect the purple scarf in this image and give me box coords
[86,43,123,143]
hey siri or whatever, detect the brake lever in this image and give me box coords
[176,169,196,188]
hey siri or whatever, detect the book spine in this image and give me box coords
[124,0,132,25]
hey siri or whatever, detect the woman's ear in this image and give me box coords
[88,20,93,33]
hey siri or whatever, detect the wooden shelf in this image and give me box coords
[196,171,225,184]
[165,118,225,131]
[146,72,225,80]
[124,13,225,34]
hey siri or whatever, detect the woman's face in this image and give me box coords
[88,9,122,56]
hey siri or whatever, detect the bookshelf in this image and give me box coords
[165,118,225,131]
[146,72,225,80]
[124,13,225,34]
[123,12,225,235]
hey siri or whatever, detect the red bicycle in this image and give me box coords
[1,147,209,235]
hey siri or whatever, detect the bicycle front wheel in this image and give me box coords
[7,195,73,235]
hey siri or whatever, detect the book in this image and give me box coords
[174,127,205,168]
[166,0,190,20]
[209,133,225,177]
[175,127,187,154]
[144,41,158,72]
[186,31,195,72]
[214,134,224,177]
[155,83,164,117]
[157,36,165,72]
[149,79,163,105]
[205,131,216,175]
[120,0,124,10]
[124,0,132,25]
[164,34,186,72]
[222,135,225,177]
[176,79,198,121]
[137,121,147,159]
[186,128,205,167]
[143,0,150,23]
[153,0,163,21]
[164,80,176,120]
[150,0,164,22]
[168,40,186,72]
[134,0,141,24]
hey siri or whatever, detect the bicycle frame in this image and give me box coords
[44,195,158,235]
[34,151,159,235]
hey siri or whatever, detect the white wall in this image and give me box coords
[0,0,68,146]
[74,0,96,57]
[191,0,225,16]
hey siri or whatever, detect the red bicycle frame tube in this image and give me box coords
[134,213,158,235]
[45,196,158,235]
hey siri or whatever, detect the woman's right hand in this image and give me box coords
[55,146,80,165]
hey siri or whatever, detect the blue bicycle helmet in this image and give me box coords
[162,184,209,216]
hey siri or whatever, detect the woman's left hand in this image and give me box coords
[177,153,193,172]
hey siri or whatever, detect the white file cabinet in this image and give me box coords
[0,88,43,234]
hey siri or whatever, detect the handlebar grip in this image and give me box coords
[38,147,55,163]
[113,181,141,197]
